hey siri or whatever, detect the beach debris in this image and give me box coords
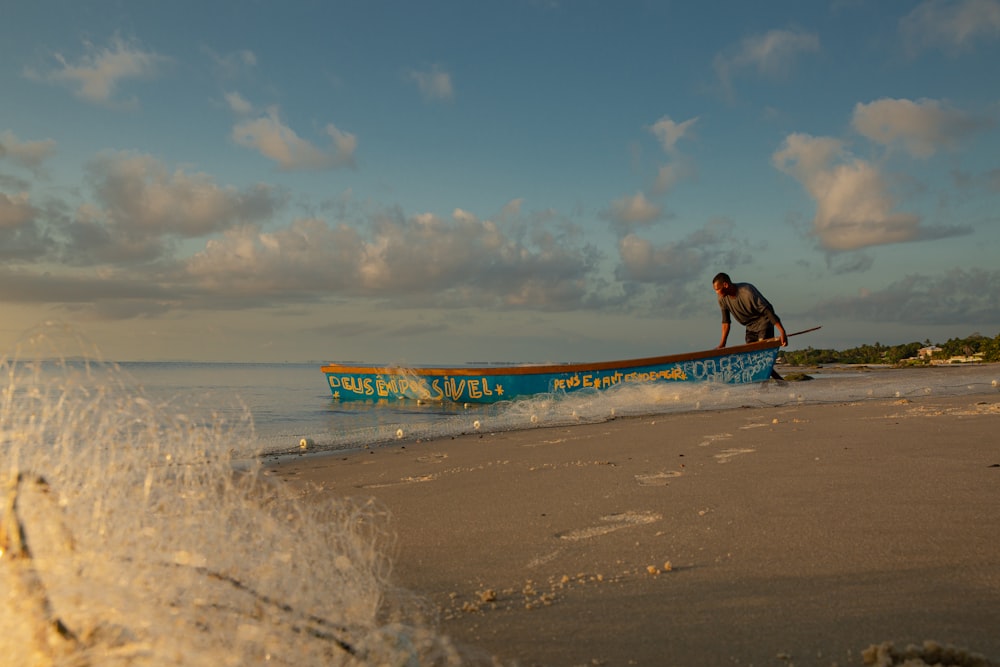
[299,438,312,450]
[0,328,463,667]
[634,471,681,486]
[1,473,82,661]
[3,470,368,663]
[714,448,756,464]
[396,428,404,439]
[738,422,769,430]
[444,568,649,620]
[555,510,661,541]
[645,562,673,576]
[862,640,995,667]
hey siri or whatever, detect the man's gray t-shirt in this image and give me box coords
[718,282,780,333]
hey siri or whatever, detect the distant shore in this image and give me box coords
[268,371,1000,666]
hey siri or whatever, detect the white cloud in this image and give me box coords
[25,36,168,108]
[615,220,742,286]
[714,28,820,96]
[407,65,454,101]
[852,97,993,158]
[88,152,278,236]
[612,220,750,315]
[901,0,1000,55]
[61,151,281,263]
[0,268,173,313]
[0,191,51,260]
[206,48,258,79]
[648,116,698,194]
[825,251,875,275]
[232,107,357,170]
[617,234,689,283]
[0,191,36,230]
[0,131,57,172]
[185,218,360,295]
[603,192,663,237]
[2,145,610,318]
[652,161,696,196]
[499,198,524,219]
[772,133,924,251]
[225,91,254,115]
[649,116,698,154]
[813,267,1000,324]
[185,208,599,310]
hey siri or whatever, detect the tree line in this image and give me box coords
[782,331,1000,366]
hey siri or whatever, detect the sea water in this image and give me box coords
[114,359,1000,462]
[2,323,998,666]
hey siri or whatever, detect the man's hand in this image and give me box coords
[718,323,730,349]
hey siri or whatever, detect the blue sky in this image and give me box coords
[2,0,999,363]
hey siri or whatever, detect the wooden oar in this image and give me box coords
[786,326,822,338]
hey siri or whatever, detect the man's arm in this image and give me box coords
[775,321,788,346]
[717,322,730,349]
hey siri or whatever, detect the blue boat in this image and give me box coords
[321,339,783,404]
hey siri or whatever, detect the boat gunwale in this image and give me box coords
[320,339,781,378]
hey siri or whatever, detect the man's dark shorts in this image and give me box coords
[745,324,775,344]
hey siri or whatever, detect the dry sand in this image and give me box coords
[267,389,1000,667]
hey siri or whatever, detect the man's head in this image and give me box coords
[712,272,736,297]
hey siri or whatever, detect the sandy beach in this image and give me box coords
[267,385,1000,666]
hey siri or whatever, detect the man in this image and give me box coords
[712,272,787,380]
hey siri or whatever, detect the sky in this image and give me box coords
[2,0,999,363]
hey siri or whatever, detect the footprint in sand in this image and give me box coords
[526,549,563,569]
[556,510,661,541]
[416,453,448,463]
[714,448,755,463]
[360,473,438,488]
[738,422,770,430]
[634,470,682,486]
[698,433,732,447]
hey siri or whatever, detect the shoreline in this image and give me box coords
[266,362,1000,462]
[267,383,1000,666]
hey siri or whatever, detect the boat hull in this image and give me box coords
[320,340,781,404]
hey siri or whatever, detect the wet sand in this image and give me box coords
[268,388,1000,666]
